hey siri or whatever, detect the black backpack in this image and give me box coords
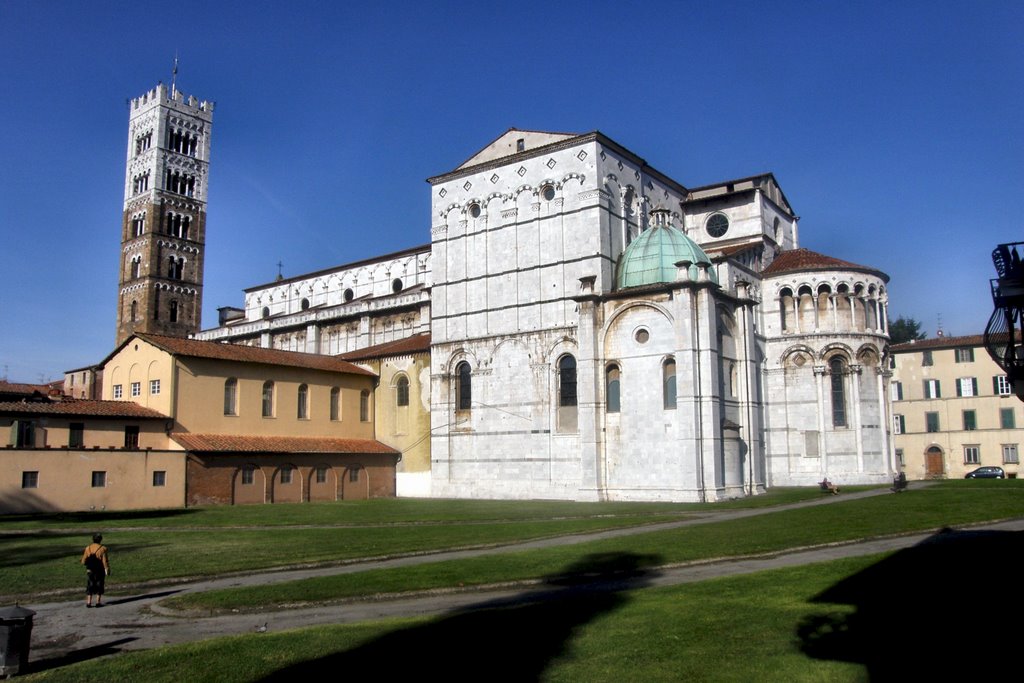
[85,547,105,572]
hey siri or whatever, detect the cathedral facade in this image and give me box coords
[196,128,896,501]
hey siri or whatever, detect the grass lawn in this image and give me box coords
[165,480,1024,611]
[1,489,834,599]
[20,554,880,682]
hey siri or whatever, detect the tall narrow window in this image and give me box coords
[923,379,941,399]
[456,362,472,411]
[360,389,371,421]
[124,426,140,449]
[330,387,340,421]
[830,358,846,427]
[262,381,274,417]
[224,378,238,416]
[297,384,309,419]
[130,300,138,322]
[606,364,621,413]
[69,422,84,448]
[963,410,977,431]
[663,358,677,409]
[557,355,578,432]
[558,356,577,407]
[1001,407,1016,429]
[169,300,178,323]
[396,376,409,407]
[926,412,940,432]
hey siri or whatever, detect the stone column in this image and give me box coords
[575,276,603,500]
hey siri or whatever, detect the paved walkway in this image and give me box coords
[22,487,1023,671]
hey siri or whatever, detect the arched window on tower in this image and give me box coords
[130,300,138,322]
[396,376,409,407]
[557,354,578,432]
[297,384,309,419]
[830,357,847,428]
[606,364,621,413]
[169,300,178,323]
[455,362,472,411]
[130,256,141,280]
[663,358,677,409]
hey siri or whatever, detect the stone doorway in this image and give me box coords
[925,446,945,478]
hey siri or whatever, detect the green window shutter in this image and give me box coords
[956,380,962,397]
[972,378,978,395]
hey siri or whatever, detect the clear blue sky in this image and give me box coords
[1,1,1021,383]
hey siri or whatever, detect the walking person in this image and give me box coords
[81,533,110,607]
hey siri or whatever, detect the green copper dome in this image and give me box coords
[615,209,718,289]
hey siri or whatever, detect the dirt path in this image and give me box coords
[27,486,1016,672]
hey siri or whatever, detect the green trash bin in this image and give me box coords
[0,605,36,678]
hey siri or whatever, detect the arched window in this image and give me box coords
[606,364,621,413]
[830,357,847,427]
[297,384,309,419]
[130,256,141,279]
[330,387,341,421]
[396,376,409,407]
[344,288,354,302]
[262,381,275,417]
[262,307,270,319]
[392,278,403,294]
[224,378,238,416]
[663,358,677,409]
[360,389,371,421]
[456,362,472,411]
[557,355,578,432]
[301,298,310,311]
[130,300,138,322]
[558,355,577,407]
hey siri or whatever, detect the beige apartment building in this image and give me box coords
[891,334,1021,479]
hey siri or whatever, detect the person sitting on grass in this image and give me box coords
[821,477,840,495]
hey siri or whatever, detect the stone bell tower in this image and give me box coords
[115,80,213,345]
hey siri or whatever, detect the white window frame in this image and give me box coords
[924,379,940,399]
[113,384,123,399]
[130,382,141,397]
[890,381,903,401]
[956,377,977,397]
[963,445,980,465]
[1002,444,1019,464]
[893,414,905,434]
[996,375,1012,396]
[150,379,161,395]
[955,348,975,363]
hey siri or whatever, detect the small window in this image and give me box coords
[964,446,980,464]
[280,466,293,485]
[69,422,84,448]
[360,389,371,421]
[516,138,525,152]
[995,375,1012,396]
[706,213,729,238]
[152,471,166,487]
[456,362,472,411]
[150,379,161,395]
[895,448,905,466]
[131,381,141,397]
[955,348,975,363]
[262,381,275,417]
[316,466,327,484]
[922,350,933,367]
[124,426,140,449]
[541,184,556,201]
[963,410,977,431]
[297,384,309,419]
[956,377,977,397]
[224,378,238,416]
[663,359,677,410]
[91,471,107,488]
[1000,407,1016,429]
[890,381,903,401]
[926,412,940,433]
[344,288,354,302]
[113,384,123,399]
[330,387,341,421]
[262,307,271,319]
[301,298,310,310]
[923,379,941,399]
[22,471,38,489]
[558,356,577,407]
[468,203,481,218]
[893,414,905,434]
[349,466,360,483]
[606,364,621,413]
[392,278,403,294]
[169,300,178,323]
[241,466,255,485]
[634,328,650,344]
[1003,444,1019,464]
[396,376,410,407]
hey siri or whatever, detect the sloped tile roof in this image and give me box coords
[132,334,375,376]
[170,433,400,454]
[761,248,888,282]
[891,332,1019,353]
[0,399,168,419]
[337,333,431,361]
[0,382,52,397]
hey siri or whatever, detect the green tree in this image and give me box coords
[889,316,927,344]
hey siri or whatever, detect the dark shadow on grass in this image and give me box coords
[0,538,160,570]
[0,507,197,526]
[104,588,183,605]
[27,637,138,673]
[259,551,662,682]
[798,527,1023,681]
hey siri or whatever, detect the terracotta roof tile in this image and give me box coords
[762,248,888,282]
[133,334,375,377]
[0,399,168,419]
[337,333,431,361]
[891,332,1019,353]
[170,433,400,454]
[0,382,52,397]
